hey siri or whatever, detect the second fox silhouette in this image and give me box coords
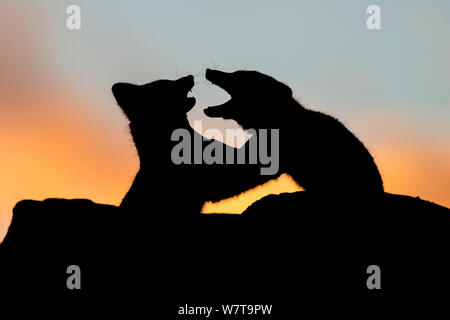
[112,75,270,216]
[204,69,384,194]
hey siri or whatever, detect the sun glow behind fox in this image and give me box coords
[202,174,302,214]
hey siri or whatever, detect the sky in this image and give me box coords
[0,0,449,241]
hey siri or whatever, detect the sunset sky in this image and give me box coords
[1,0,449,241]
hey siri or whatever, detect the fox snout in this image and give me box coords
[205,69,234,94]
[175,75,195,93]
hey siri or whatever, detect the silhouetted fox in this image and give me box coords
[112,75,269,217]
[204,69,384,194]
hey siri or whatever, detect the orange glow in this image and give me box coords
[202,173,302,214]
[374,143,450,208]
[0,92,138,242]
[0,4,138,242]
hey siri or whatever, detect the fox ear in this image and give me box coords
[112,83,137,105]
[112,83,138,119]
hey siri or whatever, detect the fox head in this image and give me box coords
[112,75,195,123]
[204,69,293,129]
[112,75,195,157]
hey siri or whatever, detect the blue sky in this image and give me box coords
[37,0,449,138]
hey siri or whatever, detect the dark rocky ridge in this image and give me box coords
[1,193,449,309]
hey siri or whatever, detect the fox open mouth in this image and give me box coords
[203,100,234,118]
[186,93,196,110]
[204,69,234,118]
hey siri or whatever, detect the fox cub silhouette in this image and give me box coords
[112,75,269,217]
[204,69,384,194]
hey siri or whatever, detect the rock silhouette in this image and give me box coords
[204,69,384,195]
[2,192,450,307]
[1,72,449,311]
[0,199,123,292]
